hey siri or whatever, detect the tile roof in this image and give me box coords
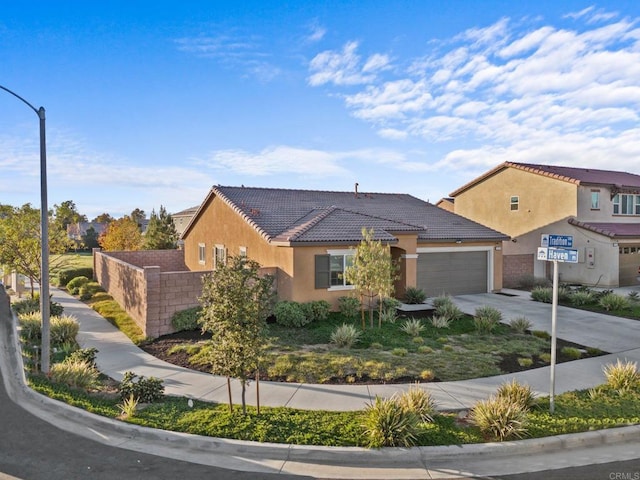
[450,162,640,196]
[209,186,508,245]
[569,219,640,238]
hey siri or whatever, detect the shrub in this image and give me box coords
[539,353,551,363]
[118,371,165,403]
[418,346,433,354]
[56,267,94,287]
[66,347,98,368]
[419,369,435,380]
[412,336,425,345]
[400,318,425,337]
[495,380,537,411]
[49,359,99,389]
[301,300,331,323]
[67,276,89,295]
[602,359,639,393]
[404,287,427,305]
[570,290,595,306]
[338,296,360,320]
[171,306,202,332]
[561,347,582,360]
[391,348,408,357]
[432,294,453,310]
[79,282,103,300]
[598,292,630,312]
[531,286,552,303]
[473,306,501,334]
[517,357,533,367]
[51,315,80,346]
[628,291,640,302]
[12,294,63,316]
[330,323,362,348]
[117,394,139,419]
[274,301,308,327]
[18,312,42,343]
[532,330,551,340]
[361,397,420,448]
[430,315,451,329]
[516,274,550,290]
[378,298,400,324]
[434,302,464,322]
[394,385,436,423]
[369,342,383,350]
[469,396,528,441]
[509,317,532,334]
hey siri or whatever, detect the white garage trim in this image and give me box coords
[416,246,494,292]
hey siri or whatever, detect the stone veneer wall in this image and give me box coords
[503,253,534,288]
[93,249,205,338]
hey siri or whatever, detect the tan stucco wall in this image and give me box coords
[183,196,294,297]
[454,168,578,238]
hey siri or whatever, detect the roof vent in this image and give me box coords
[354,182,359,198]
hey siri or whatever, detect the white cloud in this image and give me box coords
[308,10,640,174]
[307,24,327,43]
[202,145,351,176]
[308,41,388,86]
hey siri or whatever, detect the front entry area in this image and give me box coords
[417,249,489,297]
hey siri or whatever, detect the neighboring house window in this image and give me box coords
[591,190,600,210]
[314,251,354,289]
[510,196,519,211]
[613,194,640,215]
[214,245,227,269]
[239,246,247,257]
[198,243,206,265]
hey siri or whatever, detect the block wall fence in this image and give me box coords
[93,249,205,338]
[502,253,534,288]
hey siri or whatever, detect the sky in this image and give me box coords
[2,1,640,220]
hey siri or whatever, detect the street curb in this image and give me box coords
[2,294,640,478]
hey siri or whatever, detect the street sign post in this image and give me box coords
[538,234,577,414]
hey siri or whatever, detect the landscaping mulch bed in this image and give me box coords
[140,329,606,383]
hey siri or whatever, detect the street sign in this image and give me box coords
[537,247,578,263]
[541,234,573,248]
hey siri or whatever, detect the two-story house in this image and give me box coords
[447,162,640,288]
[181,185,509,307]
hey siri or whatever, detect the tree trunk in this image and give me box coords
[256,370,260,416]
[241,380,247,416]
[226,377,233,412]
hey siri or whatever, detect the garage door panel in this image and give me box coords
[619,246,640,286]
[417,251,488,297]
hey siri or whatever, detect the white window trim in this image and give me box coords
[416,245,494,293]
[326,248,356,290]
[239,246,247,257]
[198,243,206,265]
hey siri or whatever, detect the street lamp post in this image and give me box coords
[1,85,50,373]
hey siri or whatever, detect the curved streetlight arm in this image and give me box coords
[0,84,50,373]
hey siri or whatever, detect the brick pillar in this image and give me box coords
[144,266,161,338]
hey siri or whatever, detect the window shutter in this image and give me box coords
[315,254,330,289]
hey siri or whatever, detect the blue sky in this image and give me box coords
[2,1,640,220]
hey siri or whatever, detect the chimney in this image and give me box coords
[354,182,359,198]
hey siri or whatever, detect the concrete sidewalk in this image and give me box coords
[55,287,640,412]
[3,287,640,478]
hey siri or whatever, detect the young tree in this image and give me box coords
[98,216,144,251]
[199,255,274,415]
[344,228,398,328]
[0,203,75,295]
[143,206,178,250]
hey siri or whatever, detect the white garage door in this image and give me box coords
[417,250,488,297]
